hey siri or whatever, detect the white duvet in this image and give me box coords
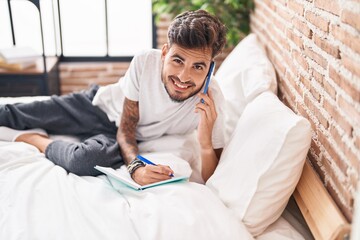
[0,140,253,240]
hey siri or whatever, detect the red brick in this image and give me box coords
[329,66,360,102]
[322,150,349,189]
[356,136,360,150]
[273,53,287,76]
[252,7,267,26]
[341,53,360,78]
[292,80,303,102]
[311,139,321,156]
[350,171,359,194]
[312,86,322,103]
[304,46,328,69]
[338,96,360,125]
[312,68,324,86]
[299,74,311,93]
[318,147,340,185]
[345,147,360,174]
[305,10,330,32]
[276,0,287,5]
[323,80,336,100]
[262,2,276,22]
[313,34,340,58]
[318,130,344,173]
[297,102,311,122]
[64,63,110,72]
[326,181,353,222]
[286,29,304,49]
[308,153,325,182]
[62,71,101,79]
[61,77,118,86]
[111,62,131,70]
[276,5,293,23]
[284,52,298,77]
[280,83,296,109]
[341,9,360,32]
[281,37,291,52]
[329,125,345,150]
[307,110,318,131]
[288,0,304,16]
[304,94,316,114]
[285,71,298,93]
[273,16,287,34]
[331,24,360,55]
[315,105,329,127]
[293,50,309,71]
[314,0,340,16]
[323,99,353,137]
[292,17,313,38]
[263,0,276,11]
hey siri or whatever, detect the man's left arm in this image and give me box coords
[195,88,223,182]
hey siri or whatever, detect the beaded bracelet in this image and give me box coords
[127,158,145,176]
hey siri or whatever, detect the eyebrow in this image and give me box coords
[171,54,208,68]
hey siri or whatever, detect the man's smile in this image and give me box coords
[170,76,194,91]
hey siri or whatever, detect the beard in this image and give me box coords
[162,75,204,103]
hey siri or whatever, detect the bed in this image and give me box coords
[0,34,351,239]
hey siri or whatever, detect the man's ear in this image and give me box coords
[161,43,168,61]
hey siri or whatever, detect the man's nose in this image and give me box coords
[178,68,191,82]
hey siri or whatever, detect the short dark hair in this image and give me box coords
[167,10,227,58]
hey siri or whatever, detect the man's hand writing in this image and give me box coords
[132,164,174,186]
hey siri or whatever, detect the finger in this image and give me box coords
[148,172,172,182]
[199,88,215,103]
[197,92,216,118]
[152,164,174,176]
[195,103,214,122]
[198,92,211,105]
[205,89,217,118]
[140,166,171,182]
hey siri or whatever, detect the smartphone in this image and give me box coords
[201,61,216,103]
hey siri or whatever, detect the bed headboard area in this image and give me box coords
[246,0,359,238]
[294,160,351,240]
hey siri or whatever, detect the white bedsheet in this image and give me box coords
[0,96,307,240]
[0,141,253,240]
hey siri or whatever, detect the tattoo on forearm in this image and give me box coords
[117,98,139,165]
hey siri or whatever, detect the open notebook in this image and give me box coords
[95,165,189,191]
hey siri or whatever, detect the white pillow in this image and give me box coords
[206,91,311,236]
[215,33,277,142]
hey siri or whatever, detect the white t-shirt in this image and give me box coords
[92,49,225,149]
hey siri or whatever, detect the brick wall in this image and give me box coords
[251,0,360,221]
[59,62,130,95]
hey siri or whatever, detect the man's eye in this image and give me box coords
[194,65,203,70]
[174,59,182,64]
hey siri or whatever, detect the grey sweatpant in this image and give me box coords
[0,85,123,176]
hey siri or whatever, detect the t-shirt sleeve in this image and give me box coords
[120,53,143,101]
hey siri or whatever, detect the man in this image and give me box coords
[0,10,227,185]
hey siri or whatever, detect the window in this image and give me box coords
[0,0,154,59]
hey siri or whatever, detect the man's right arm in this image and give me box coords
[117,97,174,185]
[117,97,139,164]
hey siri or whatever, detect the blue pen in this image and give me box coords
[201,61,216,103]
[137,155,174,177]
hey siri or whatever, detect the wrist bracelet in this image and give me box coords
[127,158,145,175]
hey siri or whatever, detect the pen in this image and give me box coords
[136,155,174,177]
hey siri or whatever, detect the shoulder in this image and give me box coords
[133,49,161,62]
